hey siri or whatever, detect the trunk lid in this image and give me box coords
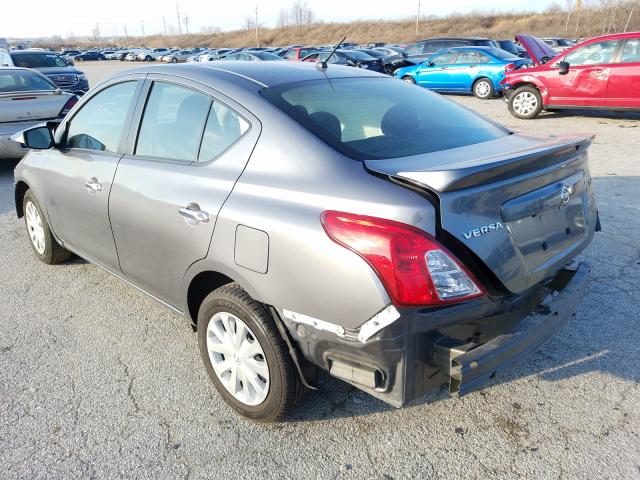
[365,134,598,294]
[0,91,70,123]
[515,34,559,66]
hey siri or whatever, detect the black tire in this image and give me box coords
[22,190,72,265]
[197,283,304,422]
[402,76,416,84]
[171,57,178,63]
[508,85,543,119]
[145,55,152,62]
[473,77,495,99]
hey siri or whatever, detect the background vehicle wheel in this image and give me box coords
[22,190,72,265]
[146,56,152,62]
[402,76,416,84]
[197,283,304,422]
[508,86,543,119]
[171,57,178,63]
[473,78,495,99]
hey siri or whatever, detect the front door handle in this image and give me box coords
[179,203,210,224]
[84,178,103,194]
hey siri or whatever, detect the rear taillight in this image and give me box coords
[59,95,78,117]
[321,211,485,307]
[504,63,516,72]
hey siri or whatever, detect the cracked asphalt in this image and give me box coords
[1,62,639,479]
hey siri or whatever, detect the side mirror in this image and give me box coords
[558,61,570,75]
[13,126,55,150]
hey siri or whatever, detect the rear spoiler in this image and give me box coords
[365,135,594,193]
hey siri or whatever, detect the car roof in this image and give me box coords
[120,61,384,90]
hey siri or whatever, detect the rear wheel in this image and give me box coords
[197,283,304,422]
[145,55,152,62]
[171,57,178,63]
[22,190,72,265]
[402,76,416,85]
[508,86,543,119]
[473,78,495,99]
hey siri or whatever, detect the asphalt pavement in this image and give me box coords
[0,61,638,479]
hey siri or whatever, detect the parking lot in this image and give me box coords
[1,61,639,479]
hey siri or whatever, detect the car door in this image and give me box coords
[547,39,620,106]
[43,79,143,269]
[416,51,457,90]
[607,38,640,108]
[447,50,484,90]
[108,76,260,307]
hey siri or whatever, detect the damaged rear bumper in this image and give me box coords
[281,263,589,407]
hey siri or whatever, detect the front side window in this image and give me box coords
[136,82,210,162]
[430,51,455,65]
[404,42,425,56]
[620,39,640,63]
[261,77,508,160]
[564,41,619,65]
[66,81,138,153]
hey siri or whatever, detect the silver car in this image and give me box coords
[13,62,598,421]
[0,68,77,159]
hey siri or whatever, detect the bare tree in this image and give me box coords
[245,14,256,32]
[291,0,314,29]
[277,7,290,28]
[565,0,574,32]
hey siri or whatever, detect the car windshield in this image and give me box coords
[343,51,376,61]
[254,52,283,60]
[10,52,67,68]
[0,70,56,92]
[487,48,520,60]
[474,40,495,47]
[557,39,572,46]
[261,77,508,160]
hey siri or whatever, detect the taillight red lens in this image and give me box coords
[59,95,78,117]
[321,211,485,307]
[504,63,516,72]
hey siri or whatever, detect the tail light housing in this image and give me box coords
[321,211,485,307]
[504,63,516,72]
[58,95,79,117]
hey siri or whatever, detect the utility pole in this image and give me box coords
[177,3,182,35]
[184,16,190,35]
[141,20,145,37]
[95,23,102,49]
[415,0,421,36]
[163,16,167,36]
[255,5,259,47]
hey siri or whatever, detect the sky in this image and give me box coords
[1,0,560,38]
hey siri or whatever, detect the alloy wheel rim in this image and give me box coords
[476,81,491,98]
[513,92,538,115]
[206,312,270,406]
[25,201,46,255]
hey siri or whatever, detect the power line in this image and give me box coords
[184,15,190,34]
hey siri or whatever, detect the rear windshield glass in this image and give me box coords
[0,70,55,92]
[261,77,508,160]
[10,52,68,68]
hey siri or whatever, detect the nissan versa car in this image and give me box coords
[503,33,640,118]
[13,62,598,421]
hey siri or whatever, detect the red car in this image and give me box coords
[283,46,318,61]
[503,32,640,118]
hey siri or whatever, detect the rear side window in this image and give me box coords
[0,70,55,92]
[430,51,455,65]
[620,39,640,63]
[198,101,250,162]
[66,81,138,153]
[261,77,508,160]
[136,82,210,162]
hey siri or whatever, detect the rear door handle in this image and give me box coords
[84,178,102,194]
[179,203,209,224]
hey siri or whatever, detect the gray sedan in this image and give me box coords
[13,62,598,421]
[162,50,196,63]
[0,68,77,159]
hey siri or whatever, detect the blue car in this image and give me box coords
[394,47,530,99]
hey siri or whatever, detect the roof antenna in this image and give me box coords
[316,36,346,71]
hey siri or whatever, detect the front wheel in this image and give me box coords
[402,76,416,84]
[171,57,178,63]
[197,284,304,422]
[22,190,72,264]
[508,86,543,119]
[473,78,495,99]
